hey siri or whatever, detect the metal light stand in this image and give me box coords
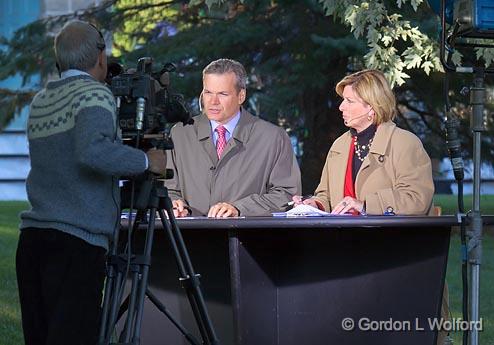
[468,68,485,345]
[438,1,494,342]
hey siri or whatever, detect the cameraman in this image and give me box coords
[16,20,165,345]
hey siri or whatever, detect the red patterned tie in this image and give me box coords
[216,125,228,158]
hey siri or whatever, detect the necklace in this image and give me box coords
[353,136,373,162]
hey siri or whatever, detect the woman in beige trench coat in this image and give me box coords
[294,69,434,216]
[293,69,450,345]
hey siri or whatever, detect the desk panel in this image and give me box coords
[122,217,454,345]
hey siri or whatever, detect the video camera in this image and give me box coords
[106,57,193,204]
[106,57,193,149]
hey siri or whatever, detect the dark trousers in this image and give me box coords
[16,228,106,345]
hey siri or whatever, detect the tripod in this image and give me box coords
[98,173,220,345]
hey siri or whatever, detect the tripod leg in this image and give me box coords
[129,208,158,345]
[99,286,111,344]
[146,289,201,345]
[100,212,143,345]
[120,208,150,342]
[121,261,141,343]
[116,294,130,323]
[99,216,131,345]
[99,245,118,344]
[158,207,220,345]
[157,210,209,341]
[104,266,126,343]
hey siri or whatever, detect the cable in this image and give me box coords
[444,70,468,345]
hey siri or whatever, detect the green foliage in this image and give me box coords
[0,21,53,83]
[111,0,182,57]
[0,5,112,126]
[476,47,494,68]
[119,0,359,137]
[319,0,442,86]
[396,0,423,11]
[1,0,494,190]
[0,89,36,129]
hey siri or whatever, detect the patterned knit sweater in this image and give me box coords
[20,75,147,249]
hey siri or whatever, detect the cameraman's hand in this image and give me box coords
[146,148,166,175]
[173,199,190,218]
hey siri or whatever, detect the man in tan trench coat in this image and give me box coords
[165,58,301,217]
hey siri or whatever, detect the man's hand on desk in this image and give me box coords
[208,202,239,218]
[172,199,190,218]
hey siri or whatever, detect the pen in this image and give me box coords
[286,194,313,207]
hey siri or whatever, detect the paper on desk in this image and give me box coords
[272,204,331,217]
[121,211,162,220]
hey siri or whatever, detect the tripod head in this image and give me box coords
[121,170,173,211]
[120,130,175,211]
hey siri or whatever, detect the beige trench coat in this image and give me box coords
[314,121,434,215]
[165,110,301,216]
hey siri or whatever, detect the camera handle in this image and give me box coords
[98,174,220,345]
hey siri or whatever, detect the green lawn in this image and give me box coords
[1,198,493,344]
[434,194,494,215]
[0,201,27,345]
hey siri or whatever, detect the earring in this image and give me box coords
[367,115,372,121]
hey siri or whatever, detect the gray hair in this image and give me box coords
[54,20,106,72]
[202,58,247,92]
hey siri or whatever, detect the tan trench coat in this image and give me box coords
[165,110,301,216]
[314,121,434,215]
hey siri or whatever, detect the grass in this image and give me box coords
[1,198,493,344]
[0,201,27,345]
[434,194,494,215]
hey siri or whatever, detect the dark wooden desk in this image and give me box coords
[126,216,456,345]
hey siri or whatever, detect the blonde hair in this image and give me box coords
[335,69,396,124]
